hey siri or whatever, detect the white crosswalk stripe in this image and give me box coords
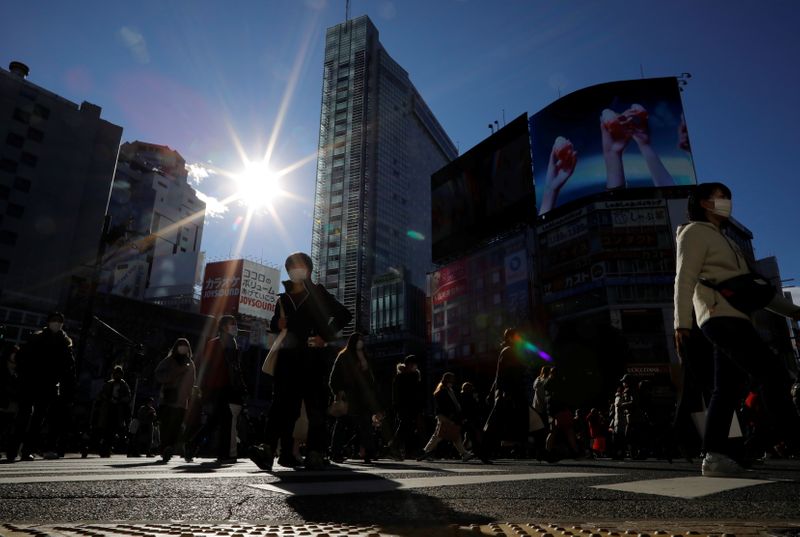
[249,471,619,496]
[0,456,497,484]
[0,456,785,499]
[593,475,774,499]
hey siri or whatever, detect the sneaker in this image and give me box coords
[43,451,59,460]
[278,454,302,469]
[215,457,237,465]
[304,451,324,470]
[161,447,173,463]
[702,452,744,477]
[248,444,273,471]
[461,451,475,462]
[415,451,432,462]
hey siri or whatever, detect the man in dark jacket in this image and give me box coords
[389,355,424,460]
[10,311,76,461]
[185,315,247,463]
[250,252,352,471]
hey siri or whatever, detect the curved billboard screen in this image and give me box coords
[530,77,696,216]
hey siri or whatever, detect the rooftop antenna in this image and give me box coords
[346,0,351,21]
[488,123,494,135]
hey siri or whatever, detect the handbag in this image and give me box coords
[698,272,775,314]
[327,397,349,418]
[128,418,140,435]
[262,298,286,375]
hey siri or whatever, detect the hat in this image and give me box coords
[403,354,418,366]
[620,373,635,384]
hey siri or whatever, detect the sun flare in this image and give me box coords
[233,160,282,212]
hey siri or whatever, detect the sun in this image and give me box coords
[233,160,282,212]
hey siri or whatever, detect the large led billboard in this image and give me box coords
[431,114,534,263]
[530,77,696,216]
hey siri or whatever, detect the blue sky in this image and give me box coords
[3,0,800,282]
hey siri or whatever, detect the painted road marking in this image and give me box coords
[593,476,773,499]
[0,460,497,484]
[248,471,617,496]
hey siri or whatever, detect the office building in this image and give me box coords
[0,61,122,315]
[104,141,205,311]
[311,16,457,334]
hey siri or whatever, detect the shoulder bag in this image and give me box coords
[261,298,286,376]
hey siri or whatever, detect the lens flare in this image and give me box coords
[407,230,425,240]
[513,334,553,362]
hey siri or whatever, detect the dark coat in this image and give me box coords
[15,328,75,398]
[329,349,380,416]
[270,281,352,344]
[197,334,246,404]
[392,364,424,417]
[434,386,463,422]
[484,345,529,441]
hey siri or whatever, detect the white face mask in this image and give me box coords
[48,322,63,333]
[176,346,189,355]
[288,268,308,283]
[711,198,732,218]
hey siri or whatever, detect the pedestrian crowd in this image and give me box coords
[2,183,800,478]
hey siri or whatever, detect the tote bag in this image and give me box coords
[261,298,286,375]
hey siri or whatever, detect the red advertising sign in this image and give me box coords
[432,259,468,305]
[200,260,244,317]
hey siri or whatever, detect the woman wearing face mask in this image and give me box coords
[328,332,383,463]
[674,182,800,477]
[250,252,352,471]
[154,338,196,462]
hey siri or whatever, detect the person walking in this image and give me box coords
[484,329,529,458]
[250,252,352,471]
[154,337,196,462]
[388,355,425,460]
[417,372,474,462]
[185,315,247,464]
[459,382,491,463]
[95,365,132,457]
[328,332,383,463]
[1,345,20,461]
[674,182,800,476]
[8,312,75,461]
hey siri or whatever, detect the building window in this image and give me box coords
[33,104,50,119]
[27,127,44,143]
[20,152,37,167]
[12,108,30,124]
[0,159,18,173]
[13,177,31,192]
[6,204,24,218]
[5,132,24,148]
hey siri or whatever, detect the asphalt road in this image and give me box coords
[0,454,799,532]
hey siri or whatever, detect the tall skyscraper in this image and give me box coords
[311,16,457,334]
[104,141,205,311]
[0,61,122,317]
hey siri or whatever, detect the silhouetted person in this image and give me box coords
[10,312,75,461]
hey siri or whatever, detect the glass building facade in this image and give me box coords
[311,16,457,334]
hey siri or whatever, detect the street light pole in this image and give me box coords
[76,214,111,371]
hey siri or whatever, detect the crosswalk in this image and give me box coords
[0,455,783,499]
